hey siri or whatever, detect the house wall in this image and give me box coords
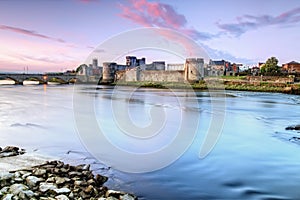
[282,63,300,73]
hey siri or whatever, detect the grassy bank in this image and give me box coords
[112,79,300,94]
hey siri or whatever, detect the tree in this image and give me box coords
[260,57,280,75]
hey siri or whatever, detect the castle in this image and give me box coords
[77,56,205,84]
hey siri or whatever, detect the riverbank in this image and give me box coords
[0,146,137,200]
[112,77,300,94]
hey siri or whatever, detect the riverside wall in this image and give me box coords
[116,70,186,83]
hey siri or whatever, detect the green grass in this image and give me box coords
[112,80,300,95]
[221,75,247,80]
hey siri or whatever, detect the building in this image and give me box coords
[207,60,230,76]
[146,61,166,70]
[76,58,102,83]
[185,58,204,82]
[126,56,146,68]
[282,61,300,73]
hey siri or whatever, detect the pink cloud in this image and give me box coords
[0,24,65,43]
[119,0,215,41]
[217,7,300,36]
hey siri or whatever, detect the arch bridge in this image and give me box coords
[0,73,77,84]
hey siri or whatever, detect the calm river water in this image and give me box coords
[1,84,300,199]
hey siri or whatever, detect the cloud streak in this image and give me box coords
[0,24,66,43]
[119,0,216,41]
[217,7,300,36]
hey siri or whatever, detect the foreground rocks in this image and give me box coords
[0,146,25,158]
[0,160,137,200]
[286,125,300,131]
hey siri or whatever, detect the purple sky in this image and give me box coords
[0,0,299,72]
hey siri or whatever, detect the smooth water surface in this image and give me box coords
[1,84,300,199]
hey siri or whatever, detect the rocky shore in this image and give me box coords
[0,146,137,200]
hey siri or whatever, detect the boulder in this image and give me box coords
[286,125,300,130]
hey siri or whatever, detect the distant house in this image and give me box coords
[282,61,300,73]
[258,62,265,69]
[208,60,230,76]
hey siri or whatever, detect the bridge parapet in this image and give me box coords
[0,73,77,84]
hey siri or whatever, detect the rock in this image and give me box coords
[106,197,119,200]
[26,176,44,187]
[14,171,21,178]
[121,193,137,200]
[68,171,82,177]
[39,182,57,193]
[0,172,14,181]
[106,190,137,200]
[21,172,32,179]
[0,154,137,199]
[82,164,90,171]
[33,168,47,176]
[74,180,84,186]
[68,192,74,198]
[286,125,300,130]
[46,177,56,183]
[0,152,17,158]
[55,194,69,200]
[18,189,36,198]
[9,183,28,195]
[87,178,95,185]
[2,193,13,200]
[84,185,94,194]
[95,174,108,185]
[14,177,24,183]
[53,187,71,194]
[55,177,67,185]
[0,146,25,158]
[2,146,19,153]
[0,186,10,193]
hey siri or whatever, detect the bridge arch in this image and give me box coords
[5,77,19,83]
[24,77,45,83]
[47,77,68,84]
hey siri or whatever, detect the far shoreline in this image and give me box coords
[107,77,300,95]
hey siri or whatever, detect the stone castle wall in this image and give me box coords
[116,70,185,83]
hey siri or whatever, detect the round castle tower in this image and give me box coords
[102,62,116,83]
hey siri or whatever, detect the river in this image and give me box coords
[1,84,300,199]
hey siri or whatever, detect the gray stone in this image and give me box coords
[53,187,71,194]
[26,176,44,187]
[0,152,17,158]
[286,125,300,130]
[18,189,35,198]
[0,172,14,181]
[21,172,32,179]
[82,164,90,171]
[9,183,28,195]
[46,177,55,183]
[0,186,10,193]
[13,177,23,183]
[55,194,69,200]
[39,182,57,193]
[2,193,13,200]
[55,177,67,185]
[14,172,21,178]
[33,168,47,176]
[121,194,136,200]
[106,197,119,200]
[68,171,82,177]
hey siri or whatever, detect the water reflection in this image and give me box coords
[1,86,300,199]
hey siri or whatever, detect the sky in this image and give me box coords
[0,0,299,72]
